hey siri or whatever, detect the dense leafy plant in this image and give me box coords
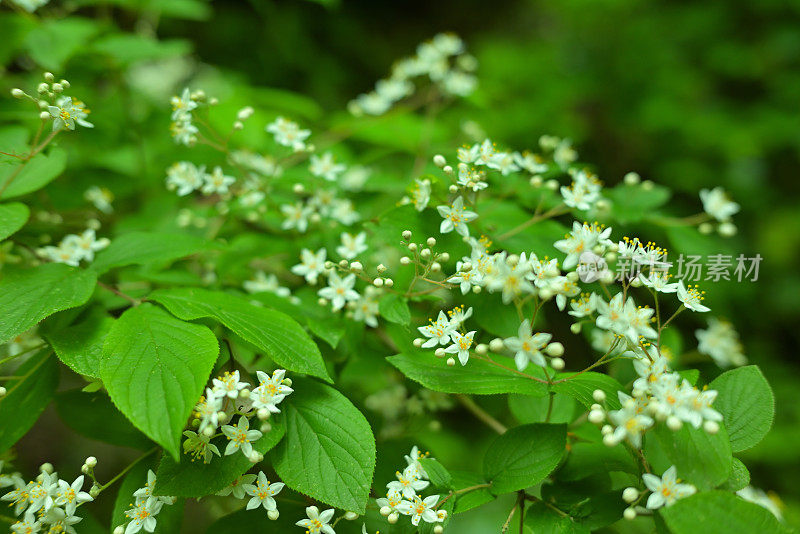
[0,1,790,533]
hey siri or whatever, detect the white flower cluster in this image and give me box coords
[170,87,200,146]
[589,353,723,449]
[699,186,740,236]
[414,305,474,365]
[376,447,447,531]
[165,161,235,197]
[216,471,284,521]
[348,33,477,117]
[620,465,696,519]
[10,73,93,132]
[1,461,94,534]
[188,369,292,464]
[36,228,109,266]
[266,117,310,152]
[243,270,295,301]
[84,186,114,214]
[561,169,603,211]
[696,317,747,368]
[114,470,177,534]
[280,188,360,234]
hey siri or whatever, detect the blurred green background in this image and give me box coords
[1,0,799,531]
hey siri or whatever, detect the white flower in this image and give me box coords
[243,471,284,512]
[26,472,57,513]
[10,513,41,534]
[170,88,197,120]
[296,506,336,534]
[352,92,392,116]
[37,240,82,266]
[280,202,313,233]
[201,166,235,195]
[639,271,678,293]
[48,96,93,131]
[607,393,653,448]
[387,465,429,500]
[350,288,380,328]
[411,178,431,212]
[221,416,262,457]
[166,162,204,196]
[437,196,478,237]
[310,152,346,182]
[55,475,92,516]
[336,232,368,260]
[63,229,109,262]
[170,118,198,146]
[699,187,739,222]
[182,430,221,464]
[568,292,598,318]
[514,151,548,174]
[376,488,404,512]
[266,117,310,151]
[677,281,710,312]
[375,78,413,102]
[456,164,488,191]
[216,474,256,499]
[446,305,473,328]
[404,446,429,477]
[212,370,248,399]
[696,318,746,368]
[396,495,440,526]
[485,151,519,175]
[195,388,222,433]
[84,186,114,213]
[251,369,293,413]
[318,271,360,311]
[504,320,552,371]
[642,466,696,509]
[417,311,457,348]
[444,331,476,365]
[124,497,163,534]
[244,271,291,298]
[1,478,33,516]
[291,248,327,284]
[553,221,612,270]
[442,71,477,97]
[449,260,482,294]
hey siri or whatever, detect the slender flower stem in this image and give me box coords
[99,447,159,493]
[456,394,507,434]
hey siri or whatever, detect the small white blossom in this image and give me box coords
[444,331,475,366]
[504,320,552,370]
[296,506,336,534]
[310,152,346,182]
[699,187,739,222]
[318,271,360,311]
[243,471,284,512]
[201,166,235,195]
[437,196,477,237]
[642,466,696,509]
[336,232,368,260]
[222,416,263,457]
[291,248,327,284]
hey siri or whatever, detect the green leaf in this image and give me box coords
[0,202,29,241]
[92,34,191,64]
[419,457,452,489]
[149,288,331,382]
[111,459,184,534]
[509,392,577,424]
[272,378,376,513]
[90,231,220,274]
[23,17,99,71]
[605,183,671,223]
[0,148,67,200]
[718,457,750,492]
[100,304,219,460]
[557,443,638,481]
[525,500,591,534]
[154,414,286,497]
[483,423,566,494]
[54,389,153,450]
[0,263,97,344]
[378,293,411,325]
[650,424,732,490]
[660,491,792,534]
[387,352,548,396]
[710,365,774,452]
[45,311,114,378]
[551,372,625,410]
[0,351,59,452]
[451,470,494,514]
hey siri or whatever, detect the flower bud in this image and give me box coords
[37,83,49,94]
[433,154,446,167]
[400,256,411,265]
[413,338,424,347]
[622,487,639,503]
[666,416,683,431]
[529,176,543,187]
[546,179,559,190]
[703,420,719,434]
[446,357,456,367]
[344,511,358,520]
[0,386,6,397]
[602,434,618,447]
[623,507,637,520]
[570,323,582,334]
[267,510,280,520]
[434,526,444,534]
[260,422,272,433]
[443,165,453,174]
[426,237,437,247]
[377,263,387,273]
[89,485,101,498]
[588,410,605,424]
[257,408,271,420]
[475,343,488,355]
[114,527,125,534]
[239,388,250,399]
[551,357,565,370]
[293,183,305,194]
[698,222,714,234]
[420,248,431,258]
[373,278,384,287]
[379,506,392,516]
[203,426,214,437]
[439,252,450,262]
[44,72,55,82]
[545,342,564,357]
[718,222,737,237]
[248,451,263,463]
[601,424,613,435]
[402,230,412,240]
[52,83,63,93]
[408,243,417,251]
[233,121,244,131]
[237,106,254,120]
[85,456,97,468]
[435,348,445,357]
[430,262,441,272]
[489,338,504,352]
[623,172,640,185]
[592,389,606,403]
[384,278,394,287]
[350,261,363,272]
[11,88,25,98]
[318,297,328,306]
